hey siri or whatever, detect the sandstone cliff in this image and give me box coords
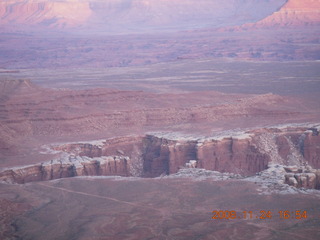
[1,125,319,187]
[284,165,320,189]
[302,129,320,168]
[197,137,269,176]
[0,155,130,184]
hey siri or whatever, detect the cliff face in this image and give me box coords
[1,125,319,185]
[243,0,320,28]
[284,165,320,189]
[0,155,130,184]
[142,126,320,178]
[302,130,320,168]
[0,0,92,28]
[197,138,269,176]
[142,136,198,177]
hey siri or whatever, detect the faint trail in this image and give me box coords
[36,182,172,239]
[36,182,155,210]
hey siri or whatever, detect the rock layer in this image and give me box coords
[197,137,269,176]
[0,155,130,184]
[0,0,92,28]
[284,165,320,189]
[242,0,320,28]
[1,79,306,153]
[1,125,319,185]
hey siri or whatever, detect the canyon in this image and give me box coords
[1,124,320,187]
[1,0,320,239]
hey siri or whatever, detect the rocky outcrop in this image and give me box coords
[242,0,320,28]
[1,124,319,184]
[0,0,92,28]
[302,129,320,168]
[284,165,320,189]
[197,137,269,176]
[0,155,130,184]
[142,135,198,177]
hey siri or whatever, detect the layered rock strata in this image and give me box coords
[0,0,92,28]
[284,165,320,189]
[251,0,320,28]
[0,155,130,184]
[1,125,319,186]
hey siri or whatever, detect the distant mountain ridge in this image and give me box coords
[240,0,320,28]
[0,0,287,33]
[0,0,92,28]
[0,0,319,67]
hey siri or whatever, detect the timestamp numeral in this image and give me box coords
[278,210,307,219]
[259,210,272,219]
[211,210,309,220]
[243,211,253,219]
[211,210,237,220]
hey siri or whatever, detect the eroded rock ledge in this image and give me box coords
[284,165,320,189]
[1,124,319,189]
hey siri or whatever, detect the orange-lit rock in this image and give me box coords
[243,0,320,28]
[0,0,92,28]
[0,0,285,31]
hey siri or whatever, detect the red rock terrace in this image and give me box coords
[1,125,319,189]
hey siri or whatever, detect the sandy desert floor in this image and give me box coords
[1,175,320,240]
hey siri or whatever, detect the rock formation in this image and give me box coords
[142,135,198,177]
[197,137,269,176]
[242,0,320,28]
[284,165,320,189]
[1,125,319,185]
[0,155,130,184]
[302,129,320,168]
[0,79,319,187]
[0,0,92,28]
